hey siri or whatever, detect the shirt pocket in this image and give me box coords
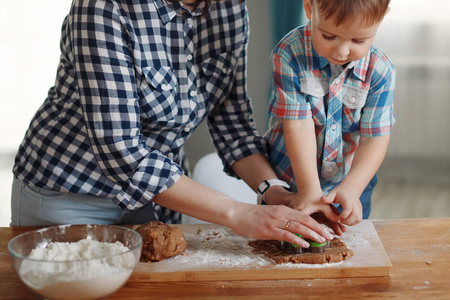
[200,52,237,101]
[142,66,177,92]
[299,77,329,98]
[341,84,367,109]
[299,77,328,125]
[341,84,368,131]
[140,66,179,125]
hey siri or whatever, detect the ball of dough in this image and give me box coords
[136,221,187,262]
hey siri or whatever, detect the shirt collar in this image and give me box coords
[303,22,369,82]
[153,0,207,25]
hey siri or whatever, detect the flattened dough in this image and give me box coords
[136,221,187,262]
[248,238,353,264]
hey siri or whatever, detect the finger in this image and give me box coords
[318,204,340,222]
[329,203,340,215]
[320,194,333,205]
[341,210,361,226]
[277,227,310,248]
[328,221,343,236]
[311,213,344,236]
[289,217,334,242]
[274,224,309,248]
[347,214,362,226]
[339,203,353,221]
[339,222,348,232]
[348,219,360,226]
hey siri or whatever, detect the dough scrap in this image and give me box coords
[136,221,187,262]
[248,238,353,264]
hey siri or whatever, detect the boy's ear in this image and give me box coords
[385,6,391,16]
[303,0,313,21]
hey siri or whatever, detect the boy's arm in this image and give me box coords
[342,135,390,196]
[324,134,390,225]
[283,118,339,222]
[283,118,321,196]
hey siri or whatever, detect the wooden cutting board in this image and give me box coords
[132,220,391,282]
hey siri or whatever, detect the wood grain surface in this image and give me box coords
[1,218,449,299]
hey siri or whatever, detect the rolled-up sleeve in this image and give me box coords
[206,4,267,176]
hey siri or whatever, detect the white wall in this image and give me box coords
[0,0,73,151]
[375,0,450,160]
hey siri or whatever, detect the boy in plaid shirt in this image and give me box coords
[265,0,396,230]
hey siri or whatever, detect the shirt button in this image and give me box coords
[189,91,196,97]
[222,68,227,74]
[161,84,171,91]
[331,124,337,130]
[186,54,193,61]
[315,86,321,92]
[184,126,191,132]
[327,166,333,173]
[167,153,174,160]
[350,97,356,103]
[335,79,340,85]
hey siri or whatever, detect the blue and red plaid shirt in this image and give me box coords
[265,22,396,194]
[13,0,265,223]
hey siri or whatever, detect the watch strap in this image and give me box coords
[257,179,290,205]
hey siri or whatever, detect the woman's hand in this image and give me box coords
[264,185,342,235]
[154,175,333,247]
[229,203,335,248]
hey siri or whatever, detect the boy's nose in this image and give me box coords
[336,44,350,58]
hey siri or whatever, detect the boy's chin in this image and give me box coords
[327,58,349,65]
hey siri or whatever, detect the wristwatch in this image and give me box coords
[257,179,291,205]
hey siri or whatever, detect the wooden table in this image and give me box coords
[1,218,449,299]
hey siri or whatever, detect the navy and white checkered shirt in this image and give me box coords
[13,0,266,223]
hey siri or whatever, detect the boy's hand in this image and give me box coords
[311,212,347,236]
[264,186,342,235]
[322,182,362,226]
[289,186,340,224]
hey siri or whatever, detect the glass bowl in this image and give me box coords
[8,224,142,300]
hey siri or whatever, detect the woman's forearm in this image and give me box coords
[153,175,241,227]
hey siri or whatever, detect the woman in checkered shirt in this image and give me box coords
[11,0,336,248]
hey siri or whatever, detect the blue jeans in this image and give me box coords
[10,177,158,226]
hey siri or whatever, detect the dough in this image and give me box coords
[135,221,187,262]
[248,238,353,264]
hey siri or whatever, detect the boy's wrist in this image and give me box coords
[297,182,322,194]
[338,180,364,197]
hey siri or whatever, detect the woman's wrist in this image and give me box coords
[219,199,250,230]
[264,185,292,206]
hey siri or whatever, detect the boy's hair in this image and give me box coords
[312,0,390,27]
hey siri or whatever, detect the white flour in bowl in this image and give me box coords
[19,239,136,300]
